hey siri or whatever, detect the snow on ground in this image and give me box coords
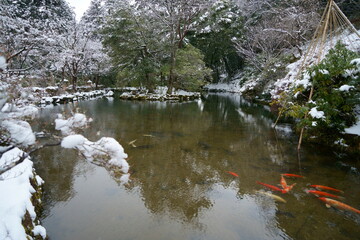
[1,119,36,147]
[344,119,360,136]
[39,89,114,105]
[1,104,38,119]
[61,134,130,176]
[0,148,45,240]
[55,113,93,135]
[204,80,242,93]
[204,71,261,94]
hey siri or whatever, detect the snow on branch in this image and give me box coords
[61,135,130,182]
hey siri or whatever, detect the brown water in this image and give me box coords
[31,93,360,240]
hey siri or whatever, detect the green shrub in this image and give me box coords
[174,44,212,91]
[286,42,360,142]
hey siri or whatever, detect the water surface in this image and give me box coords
[32,93,360,240]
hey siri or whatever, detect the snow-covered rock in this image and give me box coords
[1,119,36,147]
[1,104,38,119]
[55,113,93,135]
[119,86,201,101]
[105,90,114,97]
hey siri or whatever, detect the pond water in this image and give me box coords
[31,93,360,240]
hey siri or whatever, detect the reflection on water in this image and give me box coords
[31,93,360,240]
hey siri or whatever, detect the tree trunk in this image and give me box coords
[94,75,99,90]
[72,75,77,92]
[71,62,78,92]
[146,73,154,93]
[160,72,165,86]
[167,49,176,94]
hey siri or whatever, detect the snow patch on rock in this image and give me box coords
[1,120,36,147]
[55,113,92,135]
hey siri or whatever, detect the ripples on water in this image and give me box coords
[31,93,360,240]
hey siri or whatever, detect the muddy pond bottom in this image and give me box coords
[32,93,360,240]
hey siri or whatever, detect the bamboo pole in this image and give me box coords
[297,0,333,151]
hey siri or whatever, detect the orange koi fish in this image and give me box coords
[309,185,344,193]
[280,175,288,189]
[226,171,239,177]
[318,197,360,214]
[306,190,343,199]
[281,173,304,178]
[256,181,285,193]
[282,183,296,193]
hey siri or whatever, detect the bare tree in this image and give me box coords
[234,0,321,70]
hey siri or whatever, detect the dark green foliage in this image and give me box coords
[8,0,74,30]
[173,45,212,91]
[101,7,160,90]
[189,1,244,82]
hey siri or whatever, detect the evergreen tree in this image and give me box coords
[0,0,74,79]
[102,2,161,91]
[190,0,244,82]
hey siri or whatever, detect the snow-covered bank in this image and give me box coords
[345,120,360,136]
[0,98,47,239]
[203,72,259,94]
[39,89,114,105]
[119,86,201,101]
[270,31,360,99]
[0,148,46,240]
[0,81,122,239]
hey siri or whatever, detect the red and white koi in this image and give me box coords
[282,183,296,193]
[318,197,360,214]
[280,175,288,189]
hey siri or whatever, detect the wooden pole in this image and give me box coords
[297,0,333,151]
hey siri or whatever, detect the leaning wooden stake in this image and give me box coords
[297,0,333,150]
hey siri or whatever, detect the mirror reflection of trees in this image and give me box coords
[117,93,297,225]
[31,94,303,225]
[31,146,80,218]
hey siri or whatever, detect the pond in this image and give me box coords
[31,93,360,240]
